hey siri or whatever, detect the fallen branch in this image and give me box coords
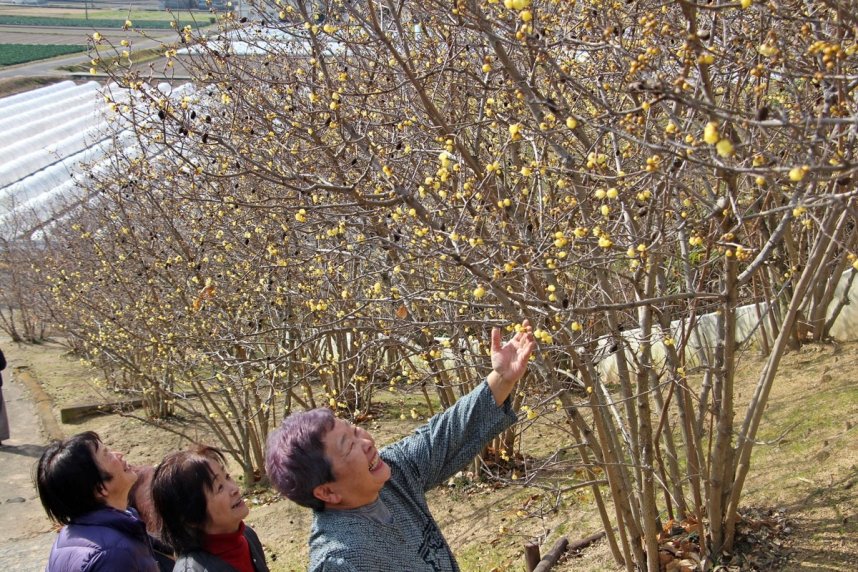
[532,537,568,572]
[529,531,607,572]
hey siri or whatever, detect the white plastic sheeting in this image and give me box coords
[177,25,343,57]
[0,80,85,112]
[0,81,111,240]
[0,80,198,241]
[595,269,858,382]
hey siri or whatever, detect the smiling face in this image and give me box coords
[203,458,249,535]
[314,418,391,509]
[93,441,137,511]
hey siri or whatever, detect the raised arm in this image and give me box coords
[384,320,536,491]
[486,320,535,406]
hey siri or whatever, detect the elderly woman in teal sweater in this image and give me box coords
[265,320,536,571]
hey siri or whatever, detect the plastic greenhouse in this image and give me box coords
[0,80,198,242]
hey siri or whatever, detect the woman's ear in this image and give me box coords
[312,483,341,506]
[94,482,109,503]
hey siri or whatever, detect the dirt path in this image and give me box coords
[0,352,56,571]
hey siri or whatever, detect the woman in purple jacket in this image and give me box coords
[36,431,160,571]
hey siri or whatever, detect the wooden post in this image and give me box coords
[524,542,541,572]
[532,538,568,572]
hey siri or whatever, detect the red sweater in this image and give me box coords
[203,521,253,572]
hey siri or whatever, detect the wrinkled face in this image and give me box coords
[203,458,249,535]
[320,418,391,509]
[94,441,137,509]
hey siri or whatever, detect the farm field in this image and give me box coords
[0,43,85,65]
[0,5,207,21]
[0,4,204,71]
[0,5,214,51]
[5,334,855,571]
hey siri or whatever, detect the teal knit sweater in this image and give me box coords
[308,381,517,571]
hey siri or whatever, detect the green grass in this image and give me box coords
[0,15,212,29]
[80,9,207,22]
[0,44,86,66]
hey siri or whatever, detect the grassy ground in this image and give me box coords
[0,43,86,66]
[0,7,206,21]
[0,15,209,28]
[5,336,856,571]
[0,7,215,29]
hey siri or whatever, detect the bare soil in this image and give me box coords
[3,335,856,572]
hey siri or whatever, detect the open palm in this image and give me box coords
[490,320,535,385]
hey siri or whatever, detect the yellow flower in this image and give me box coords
[789,166,808,181]
[758,43,778,57]
[716,139,734,157]
[703,121,719,145]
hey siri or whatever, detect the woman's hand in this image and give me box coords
[487,320,536,405]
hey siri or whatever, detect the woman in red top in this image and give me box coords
[152,445,269,572]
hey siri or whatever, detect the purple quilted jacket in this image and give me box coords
[45,507,159,572]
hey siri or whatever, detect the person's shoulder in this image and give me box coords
[309,520,393,571]
[47,530,101,572]
[82,545,158,571]
[243,523,262,543]
[309,517,364,559]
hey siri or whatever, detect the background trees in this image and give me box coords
[8,0,855,569]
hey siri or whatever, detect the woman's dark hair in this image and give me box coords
[152,445,227,554]
[36,431,110,525]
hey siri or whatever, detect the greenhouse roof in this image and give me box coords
[0,80,191,241]
[0,80,115,241]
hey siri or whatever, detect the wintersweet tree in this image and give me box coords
[25,0,858,569]
[0,235,48,342]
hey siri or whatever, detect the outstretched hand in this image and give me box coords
[487,320,536,405]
